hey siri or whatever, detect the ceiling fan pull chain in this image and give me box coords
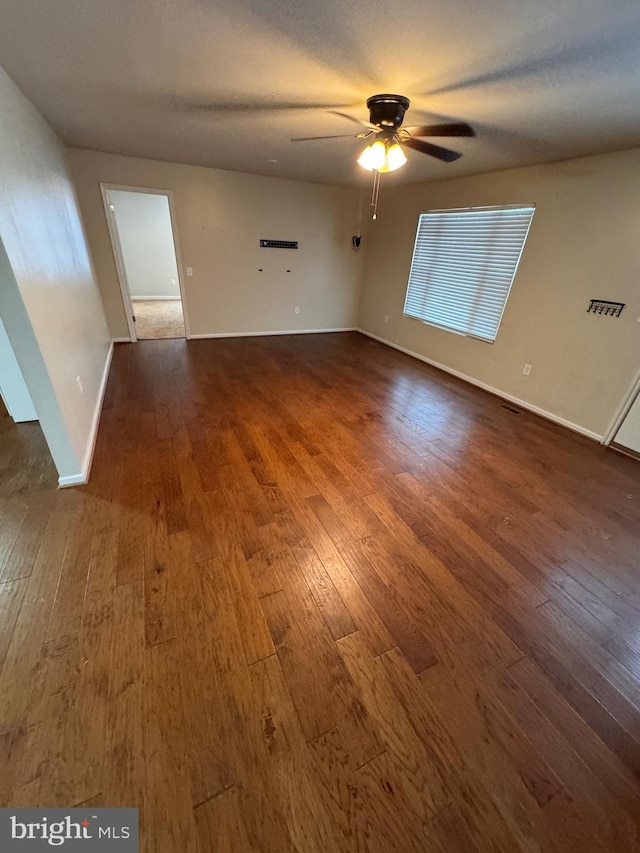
[371,170,381,220]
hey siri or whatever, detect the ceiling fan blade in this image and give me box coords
[406,122,475,138]
[328,110,381,131]
[166,97,354,114]
[403,137,462,162]
[291,132,366,142]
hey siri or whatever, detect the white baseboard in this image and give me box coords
[112,337,131,343]
[58,341,114,488]
[357,329,603,443]
[189,327,357,340]
[58,472,89,488]
[130,296,182,301]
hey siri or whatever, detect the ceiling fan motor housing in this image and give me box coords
[367,94,411,130]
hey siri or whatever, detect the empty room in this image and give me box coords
[0,1,639,851]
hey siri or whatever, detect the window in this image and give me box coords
[403,204,535,343]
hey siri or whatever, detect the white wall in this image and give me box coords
[109,189,181,300]
[0,314,37,422]
[0,66,112,484]
[68,149,364,340]
[358,148,640,440]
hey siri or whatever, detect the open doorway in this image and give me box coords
[102,186,189,340]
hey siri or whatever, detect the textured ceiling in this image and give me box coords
[1,0,639,186]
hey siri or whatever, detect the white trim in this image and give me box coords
[57,341,114,488]
[602,367,640,445]
[58,473,89,488]
[357,329,603,442]
[189,327,356,340]
[112,337,132,343]
[130,295,182,301]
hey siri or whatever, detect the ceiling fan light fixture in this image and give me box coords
[357,139,386,171]
[358,139,407,173]
[292,94,473,220]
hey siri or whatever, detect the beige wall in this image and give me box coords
[358,148,640,439]
[69,149,364,340]
[0,67,111,483]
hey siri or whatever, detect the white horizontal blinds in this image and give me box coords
[404,205,535,342]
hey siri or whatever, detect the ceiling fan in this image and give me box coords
[292,94,475,168]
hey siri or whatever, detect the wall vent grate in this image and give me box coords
[499,403,521,415]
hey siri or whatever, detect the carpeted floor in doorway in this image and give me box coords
[132,299,185,339]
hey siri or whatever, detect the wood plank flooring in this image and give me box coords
[1,331,640,852]
[0,394,57,498]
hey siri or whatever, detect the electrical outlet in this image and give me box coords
[186,267,193,277]
[294,306,300,315]
[523,363,532,376]
[384,314,389,324]
[76,376,84,395]
[171,278,176,285]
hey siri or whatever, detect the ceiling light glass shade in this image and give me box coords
[357,145,374,170]
[358,140,407,172]
[385,143,407,171]
[358,140,386,171]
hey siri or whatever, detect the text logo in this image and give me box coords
[1,809,138,850]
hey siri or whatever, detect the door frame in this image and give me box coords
[603,366,640,445]
[100,183,191,341]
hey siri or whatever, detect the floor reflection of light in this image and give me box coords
[383,372,472,448]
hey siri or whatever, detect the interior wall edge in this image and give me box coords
[0,66,113,482]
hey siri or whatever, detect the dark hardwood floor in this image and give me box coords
[1,332,639,852]
[0,393,57,497]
